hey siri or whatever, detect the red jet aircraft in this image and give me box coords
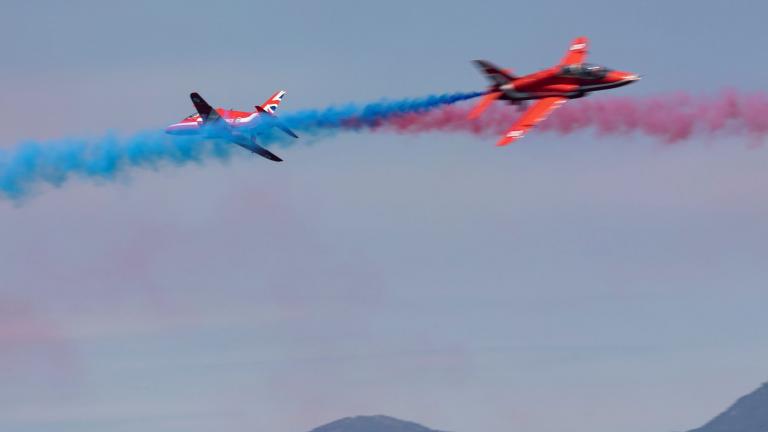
[469,37,640,146]
[165,91,297,162]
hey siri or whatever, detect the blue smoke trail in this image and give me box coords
[280,91,484,131]
[0,91,481,200]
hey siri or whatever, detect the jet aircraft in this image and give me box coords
[469,37,640,146]
[165,91,297,162]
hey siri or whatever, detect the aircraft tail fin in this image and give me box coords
[472,60,517,87]
[560,36,589,65]
[258,90,287,114]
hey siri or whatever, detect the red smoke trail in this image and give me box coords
[379,90,768,144]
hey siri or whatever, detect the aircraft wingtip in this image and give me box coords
[496,136,517,146]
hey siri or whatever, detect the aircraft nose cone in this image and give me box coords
[625,74,640,81]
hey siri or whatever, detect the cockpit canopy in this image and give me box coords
[560,63,610,79]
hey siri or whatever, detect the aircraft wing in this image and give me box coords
[190,92,227,126]
[247,143,283,162]
[497,96,567,146]
[232,135,283,162]
[560,36,589,65]
[254,106,299,138]
[468,91,503,119]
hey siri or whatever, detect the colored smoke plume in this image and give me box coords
[0,91,481,200]
[380,90,768,143]
[1,90,766,200]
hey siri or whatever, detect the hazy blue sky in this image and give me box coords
[1,1,767,432]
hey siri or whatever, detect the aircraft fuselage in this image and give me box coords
[497,66,639,101]
[165,109,261,135]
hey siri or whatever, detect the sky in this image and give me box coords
[1,1,768,432]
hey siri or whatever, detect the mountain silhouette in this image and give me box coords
[688,382,768,432]
[304,384,768,432]
[308,415,446,432]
